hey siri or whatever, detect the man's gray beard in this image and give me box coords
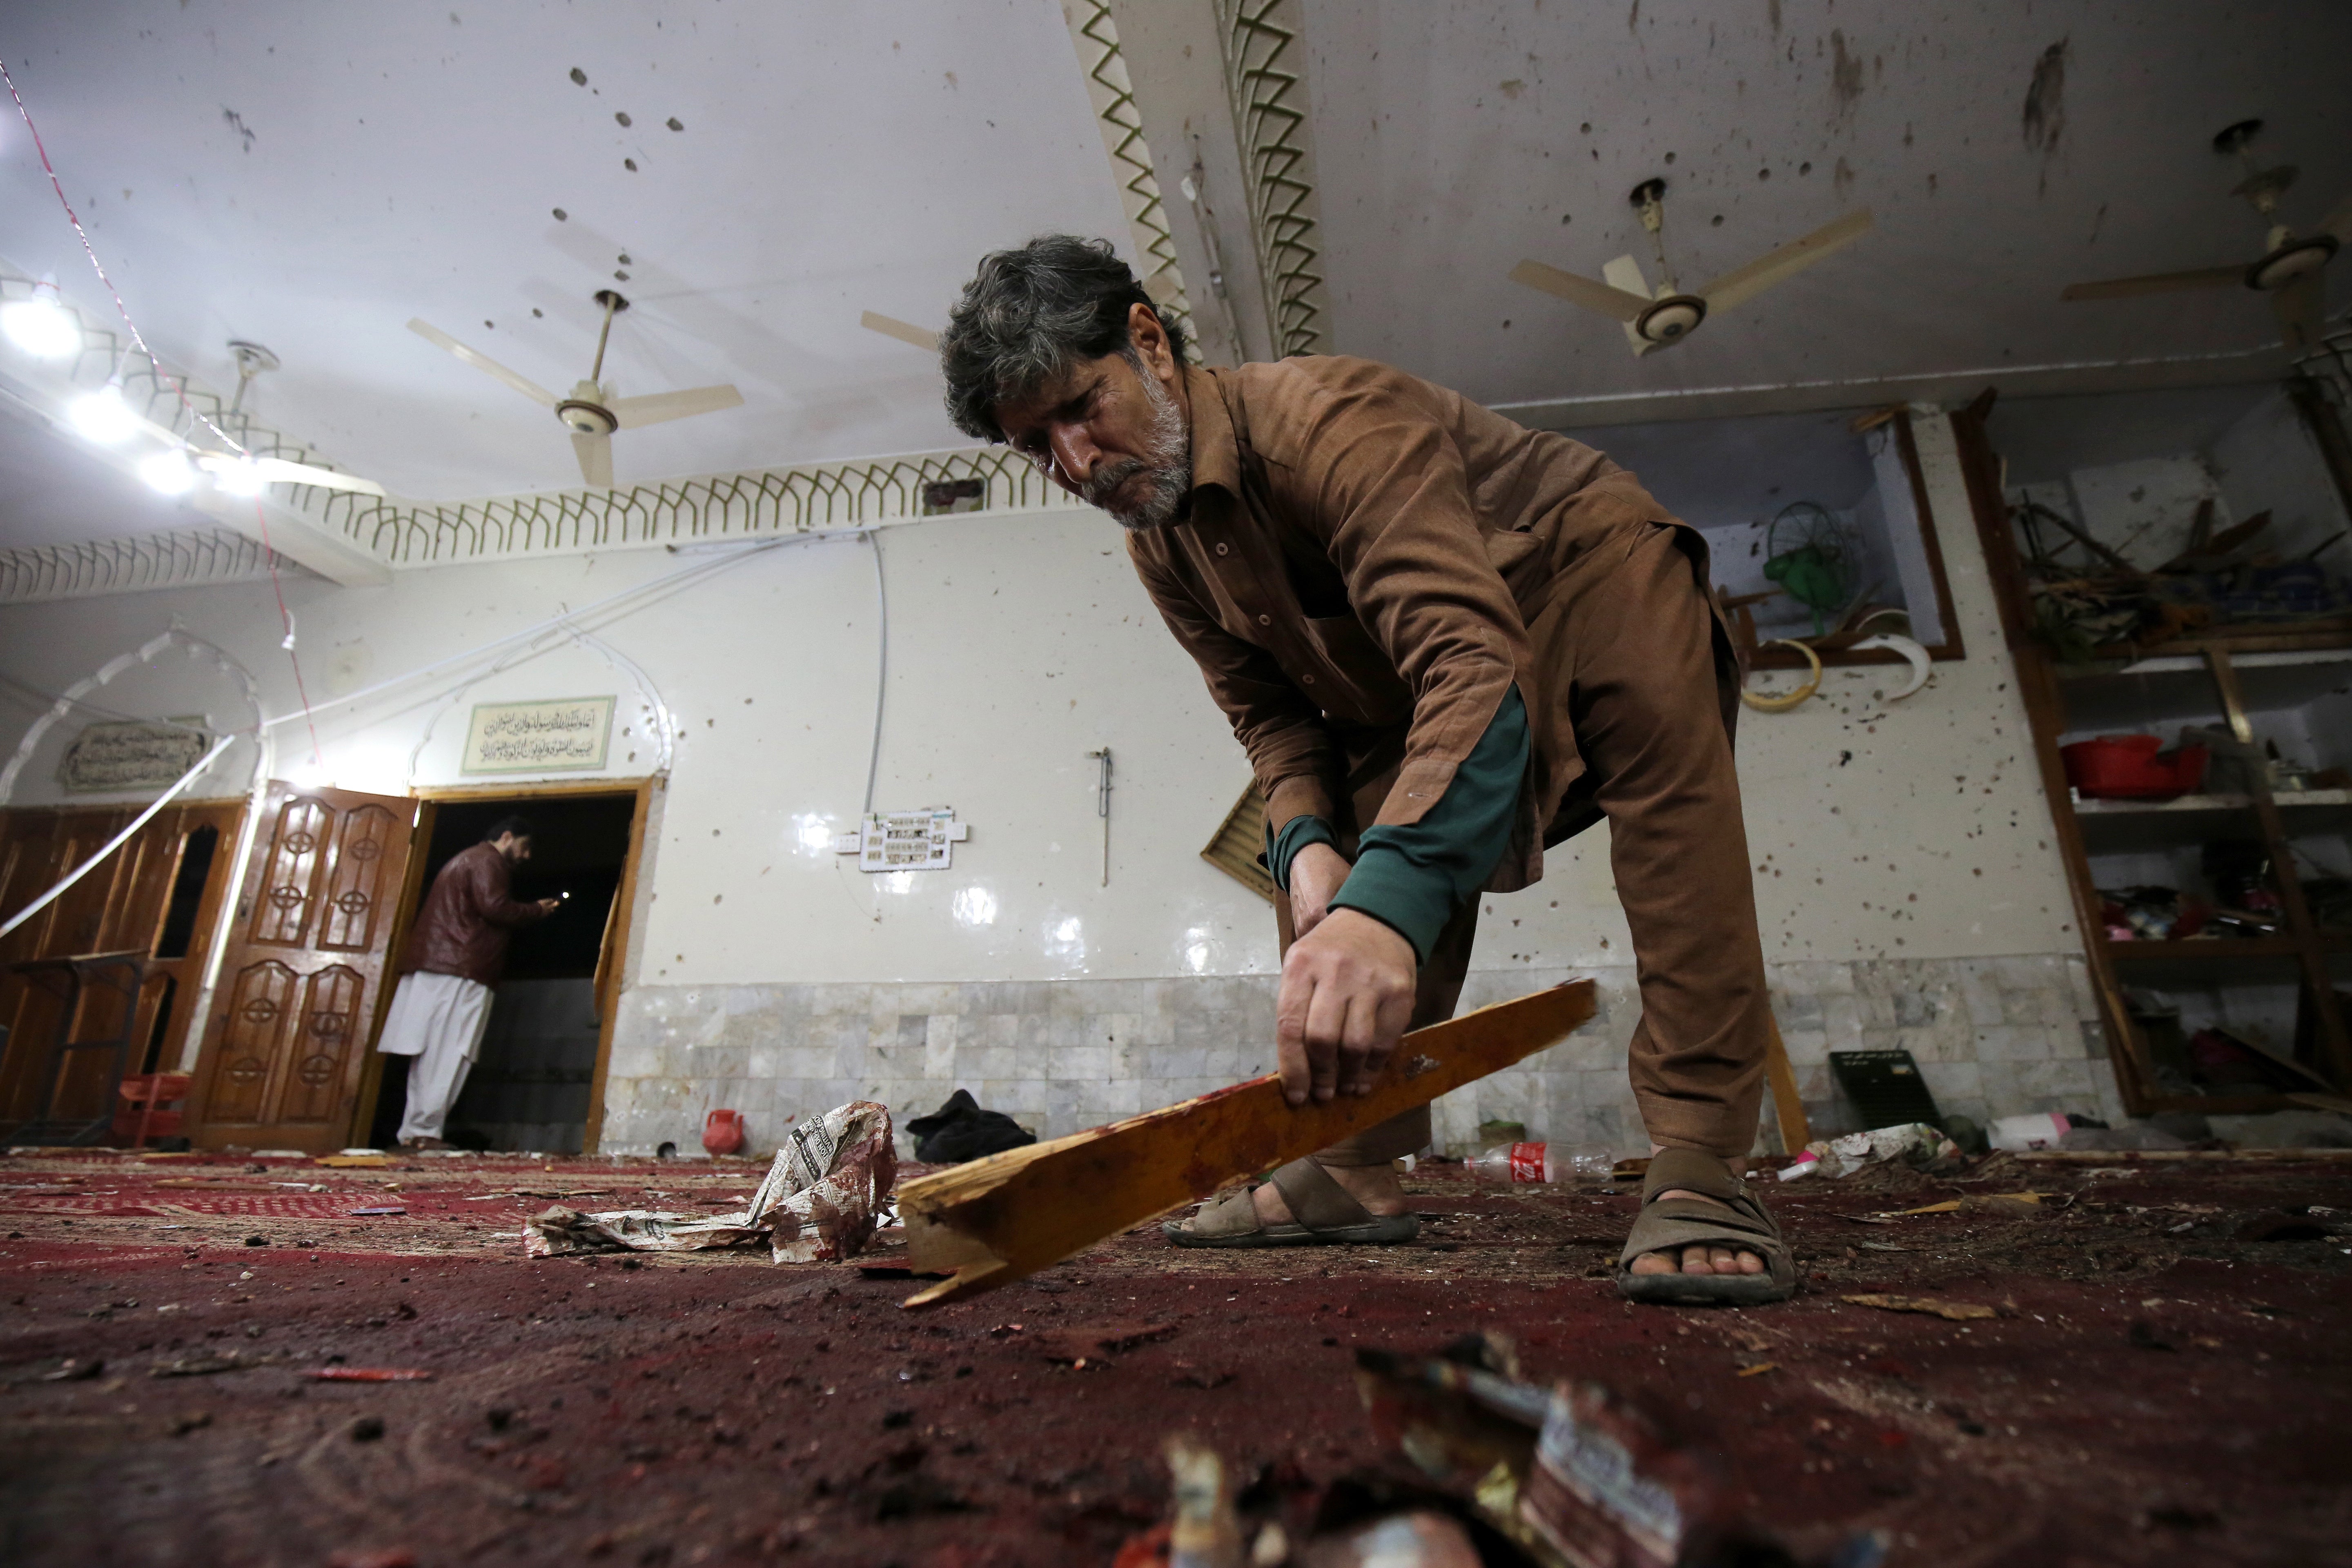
[1083,362,1192,532]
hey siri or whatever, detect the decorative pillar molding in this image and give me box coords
[1212,0,1330,359]
[1059,2,1199,348]
[1085,1,1328,368]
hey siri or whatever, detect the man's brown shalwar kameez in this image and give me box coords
[1127,357,1771,1159]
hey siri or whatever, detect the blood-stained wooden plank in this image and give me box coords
[899,980,1597,1307]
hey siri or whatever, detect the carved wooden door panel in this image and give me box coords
[187,783,418,1152]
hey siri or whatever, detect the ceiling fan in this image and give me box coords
[408,290,743,487]
[1511,178,1873,356]
[860,311,939,352]
[2060,120,2349,352]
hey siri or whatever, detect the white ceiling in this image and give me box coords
[0,0,2347,548]
[0,0,1129,509]
[1310,0,2352,405]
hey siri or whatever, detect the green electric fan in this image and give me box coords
[1762,501,1858,635]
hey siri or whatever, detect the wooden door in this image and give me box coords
[187,784,418,1152]
[0,809,117,1127]
[0,802,244,1130]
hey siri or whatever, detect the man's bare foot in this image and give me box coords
[1625,1188,1768,1276]
[1251,1161,1409,1227]
[402,1136,450,1152]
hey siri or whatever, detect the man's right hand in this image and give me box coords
[1287,841,1352,938]
[535,898,562,915]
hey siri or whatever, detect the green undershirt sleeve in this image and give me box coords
[1267,811,1339,893]
[1327,686,1529,963]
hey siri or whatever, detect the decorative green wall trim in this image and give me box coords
[0,528,282,606]
[315,446,1080,566]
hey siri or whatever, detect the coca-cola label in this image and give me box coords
[1508,1142,1545,1182]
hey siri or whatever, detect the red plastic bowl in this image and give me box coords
[2060,734,2209,800]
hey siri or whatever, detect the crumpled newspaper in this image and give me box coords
[524,1100,897,1262]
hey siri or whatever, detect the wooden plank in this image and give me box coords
[1763,1016,1809,1153]
[898,980,1595,1307]
[2207,647,2352,1088]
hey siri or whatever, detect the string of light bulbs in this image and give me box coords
[1,54,321,762]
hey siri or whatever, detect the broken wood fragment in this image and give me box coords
[897,981,1597,1307]
[1842,1293,1998,1322]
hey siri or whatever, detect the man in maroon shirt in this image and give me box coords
[375,816,556,1150]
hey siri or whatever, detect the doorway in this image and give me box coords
[363,785,647,1154]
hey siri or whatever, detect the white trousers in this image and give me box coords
[377,971,492,1143]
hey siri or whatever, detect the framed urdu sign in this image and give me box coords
[460,696,616,775]
[58,718,213,793]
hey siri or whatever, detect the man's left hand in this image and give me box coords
[1275,909,1417,1105]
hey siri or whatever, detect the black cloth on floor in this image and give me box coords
[906,1089,1036,1165]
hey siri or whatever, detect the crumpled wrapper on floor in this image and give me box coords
[524,1100,896,1263]
[1801,1121,1963,1179]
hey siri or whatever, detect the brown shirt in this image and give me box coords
[396,842,548,988]
[1127,357,1684,891]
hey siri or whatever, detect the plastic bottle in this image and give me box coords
[1468,1141,1615,1184]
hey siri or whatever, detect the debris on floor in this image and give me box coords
[906,1087,1038,1164]
[3,1140,2348,1564]
[1779,1122,1961,1181]
[525,1099,896,1261]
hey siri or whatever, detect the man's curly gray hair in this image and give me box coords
[940,235,1188,443]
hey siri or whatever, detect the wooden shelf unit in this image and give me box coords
[1951,389,2352,1117]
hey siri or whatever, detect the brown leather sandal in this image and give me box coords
[1163,1157,1421,1248]
[1616,1147,1796,1305]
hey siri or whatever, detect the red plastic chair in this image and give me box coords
[114,1072,192,1149]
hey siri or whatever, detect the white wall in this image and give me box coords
[0,413,2082,1013]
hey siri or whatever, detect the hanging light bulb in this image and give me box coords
[210,455,267,496]
[136,450,198,495]
[67,384,139,444]
[1,281,80,360]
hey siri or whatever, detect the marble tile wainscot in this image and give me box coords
[595,955,2119,1157]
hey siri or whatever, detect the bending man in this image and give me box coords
[940,236,1789,1303]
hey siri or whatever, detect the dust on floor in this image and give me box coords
[1,1148,2346,1566]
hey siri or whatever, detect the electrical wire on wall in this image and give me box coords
[851,528,892,925]
[863,529,889,815]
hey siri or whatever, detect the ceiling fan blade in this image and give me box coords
[573,431,614,488]
[861,311,941,352]
[1600,256,1659,356]
[406,318,558,408]
[1507,260,1651,323]
[249,457,387,497]
[2293,192,2352,246]
[609,384,744,430]
[1697,208,1873,314]
[2273,270,2327,352]
[1599,255,1653,298]
[2059,265,2245,301]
